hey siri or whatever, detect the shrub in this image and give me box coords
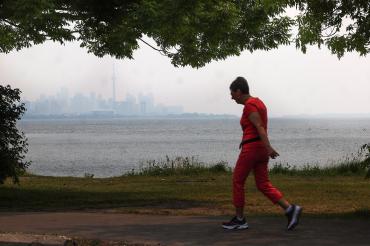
[360,143,370,179]
[0,85,30,184]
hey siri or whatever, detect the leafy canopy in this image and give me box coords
[1,0,369,67]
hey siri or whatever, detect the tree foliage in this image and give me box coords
[0,0,369,67]
[290,0,370,57]
[0,85,30,184]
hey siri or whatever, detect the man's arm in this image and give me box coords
[248,112,279,159]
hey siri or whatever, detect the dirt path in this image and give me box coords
[0,212,369,245]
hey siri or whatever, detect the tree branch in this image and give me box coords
[1,19,20,28]
[138,37,175,56]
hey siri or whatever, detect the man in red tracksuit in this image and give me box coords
[222,76,302,231]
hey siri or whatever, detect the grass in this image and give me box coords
[126,155,231,176]
[269,144,370,177]
[18,143,370,180]
[126,154,369,178]
[1,156,369,218]
[269,159,368,177]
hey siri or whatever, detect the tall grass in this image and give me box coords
[270,160,367,176]
[270,143,370,178]
[124,155,231,176]
[125,143,370,178]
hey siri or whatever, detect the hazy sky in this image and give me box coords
[1,39,369,117]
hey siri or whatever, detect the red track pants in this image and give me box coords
[233,144,283,208]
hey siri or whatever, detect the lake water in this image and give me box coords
[18,118,370,177]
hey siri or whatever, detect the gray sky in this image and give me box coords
[1,40,369,117]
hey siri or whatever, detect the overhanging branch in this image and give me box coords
[138,37,175,56]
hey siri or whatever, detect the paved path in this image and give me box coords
[0,212,369,245]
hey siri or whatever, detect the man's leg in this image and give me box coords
[253,160,284,205]
[222,151,254,230]
[277,198,290,210]
[233,151,254,217]
[253,158,302,230]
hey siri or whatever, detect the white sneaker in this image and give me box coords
[222,216,249,230]
[286,205,302,230]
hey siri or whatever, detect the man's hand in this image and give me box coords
[267,146,279,159]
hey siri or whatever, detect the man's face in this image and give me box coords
[230,89,242,104]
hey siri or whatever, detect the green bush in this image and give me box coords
[0,85,30,184]
[360,143,370,178]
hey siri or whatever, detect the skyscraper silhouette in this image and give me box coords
[112,62,116,110]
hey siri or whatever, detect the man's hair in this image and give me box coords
[230,77,249,94]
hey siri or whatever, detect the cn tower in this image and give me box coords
[112,63,116,110]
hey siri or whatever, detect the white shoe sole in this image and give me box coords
[222,224,249,230]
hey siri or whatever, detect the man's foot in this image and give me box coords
[285,204,302,230]
[222,216,249,230]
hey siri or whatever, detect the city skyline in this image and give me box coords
[22,86,370,118]
[24,87,184,117]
